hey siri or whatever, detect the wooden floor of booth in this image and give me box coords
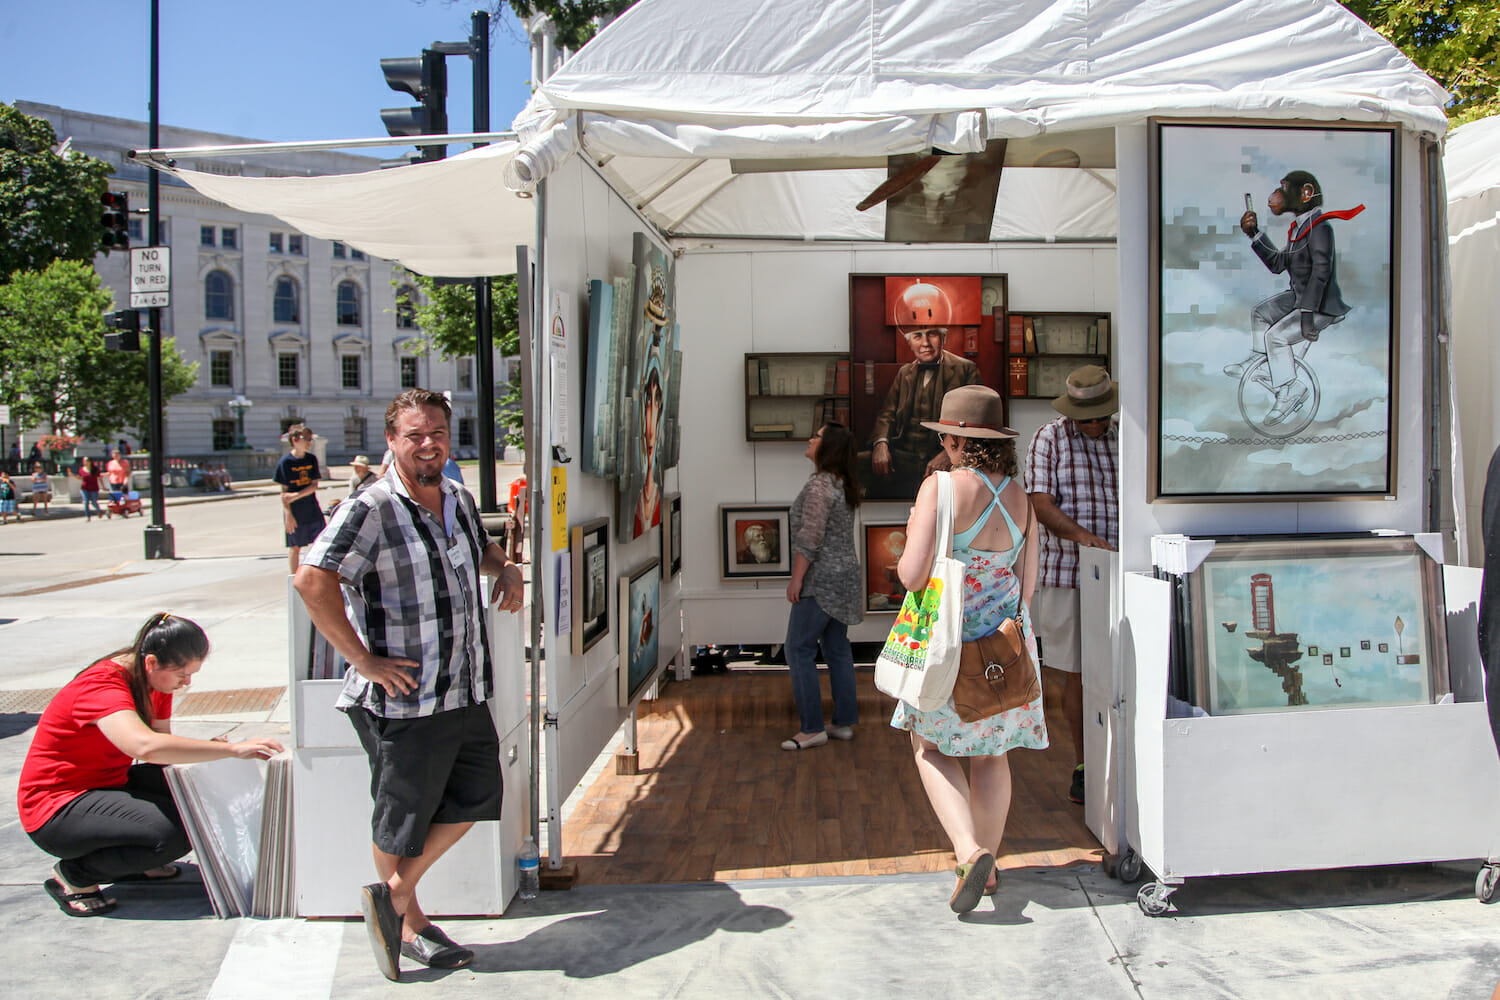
[560,667,1104,884]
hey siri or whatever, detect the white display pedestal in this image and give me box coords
[1118,565,1500,915]
[287,580,530,918]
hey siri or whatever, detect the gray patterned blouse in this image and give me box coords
[790,471,864,627]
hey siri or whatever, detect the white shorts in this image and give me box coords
[1031,585,1081,674]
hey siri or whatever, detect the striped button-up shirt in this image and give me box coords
[1025,416,1119,589]
[304,467,493,719]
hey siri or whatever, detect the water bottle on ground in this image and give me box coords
[518,835,540,900]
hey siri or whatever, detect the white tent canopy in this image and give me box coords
[1445,114,1500,562]
[155,141,533,277]
[502,0,1448,241]
[140,0,1447,250]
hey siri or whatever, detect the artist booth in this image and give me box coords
[143,0,1500,916]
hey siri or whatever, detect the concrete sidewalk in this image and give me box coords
[4,464,1500,998]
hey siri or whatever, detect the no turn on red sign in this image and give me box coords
[129,247,171,309]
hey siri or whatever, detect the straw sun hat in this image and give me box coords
[919,385,1017,439]
[1051,365,1119,421]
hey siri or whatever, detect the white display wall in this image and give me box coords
[674,242,1118,648]
[536,156,684,860]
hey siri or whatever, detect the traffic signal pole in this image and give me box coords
[471,10,498,514]
[144,0,173,558]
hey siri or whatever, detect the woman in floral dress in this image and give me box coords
[891,385,1048,913]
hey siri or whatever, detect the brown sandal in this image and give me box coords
[949,849,994,914]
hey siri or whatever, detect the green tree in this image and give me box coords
[0,103,114,280]
[394,274,525,446]
[1341,1,1500,124]
[0,259,196,440]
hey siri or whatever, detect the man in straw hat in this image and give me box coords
[1025,365,1119,806]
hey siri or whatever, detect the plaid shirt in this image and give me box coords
[1025,416,1119,589]
[304,467,493,719]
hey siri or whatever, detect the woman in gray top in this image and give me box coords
[782,423,864,750]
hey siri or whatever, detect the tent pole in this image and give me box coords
[529,179,549,866]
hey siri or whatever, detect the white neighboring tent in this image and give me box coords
[150,141,532,277]
[1445,114,1500,563]
[504,0,1447,241]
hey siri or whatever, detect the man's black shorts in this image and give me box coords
[347,702,502,857]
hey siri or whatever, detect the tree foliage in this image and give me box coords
[395,274,525,445]
[0,260,196,440]
[0,103,115,280]
[1341,1,1500,124]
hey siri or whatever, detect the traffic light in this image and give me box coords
[104,309,141,352]
[380,49,447,162]
[100,191,130,251]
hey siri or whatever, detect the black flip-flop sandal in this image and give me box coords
[949,850,994,914]
[45,878,117,917]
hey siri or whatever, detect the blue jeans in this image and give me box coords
[81,490,101,517]
[785,596,858,734]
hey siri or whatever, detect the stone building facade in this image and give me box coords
[16,102,501,464]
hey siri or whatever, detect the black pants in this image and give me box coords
[28,764,189,887]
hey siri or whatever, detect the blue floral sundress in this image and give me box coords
[891,470,1050,756]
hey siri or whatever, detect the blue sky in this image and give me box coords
[0,1,535,155]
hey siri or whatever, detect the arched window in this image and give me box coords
[273,276,300,324]
[204,270,234,321]
[396,284,418,329]
[336,280,361,327]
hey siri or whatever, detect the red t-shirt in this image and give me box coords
[17,661,172,833]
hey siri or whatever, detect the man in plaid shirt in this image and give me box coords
[295,388,523,981]
[1025,365,1119,807]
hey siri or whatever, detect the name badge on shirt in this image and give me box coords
[447,537,469,568]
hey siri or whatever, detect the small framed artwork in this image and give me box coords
[662,493,682,581]
[619,558,661,707]
[719,504,792,580]
[569,517,611,656]
[863,520,910,612]
[1148,119,1398,501]
[1187,534,1448,716]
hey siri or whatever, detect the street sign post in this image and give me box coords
[129,247,171,309]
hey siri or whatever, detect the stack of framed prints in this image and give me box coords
[1168,534,1449,717]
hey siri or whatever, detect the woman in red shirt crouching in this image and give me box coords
[18,613,284,916]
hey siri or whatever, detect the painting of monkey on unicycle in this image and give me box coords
[1152,122,1396,500]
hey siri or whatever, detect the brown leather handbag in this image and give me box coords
[950,498,1041,724]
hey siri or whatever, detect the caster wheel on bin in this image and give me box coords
[1137,882,1173,917]
[1117,849,1143,884]
[1476,864,1500,904]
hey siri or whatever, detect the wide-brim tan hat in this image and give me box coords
[1052,364,1119,420]
[351,455,371,467]
[919,384,1018,439]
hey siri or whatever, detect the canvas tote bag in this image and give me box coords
[874,471,965,711]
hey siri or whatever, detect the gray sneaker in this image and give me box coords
[1265,379,1309,426]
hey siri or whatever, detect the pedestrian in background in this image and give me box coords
[77,457,103,521]
[274,424,325,575]
[0,471,16,524]
[105,448,130,510]
[29,462,51,516]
